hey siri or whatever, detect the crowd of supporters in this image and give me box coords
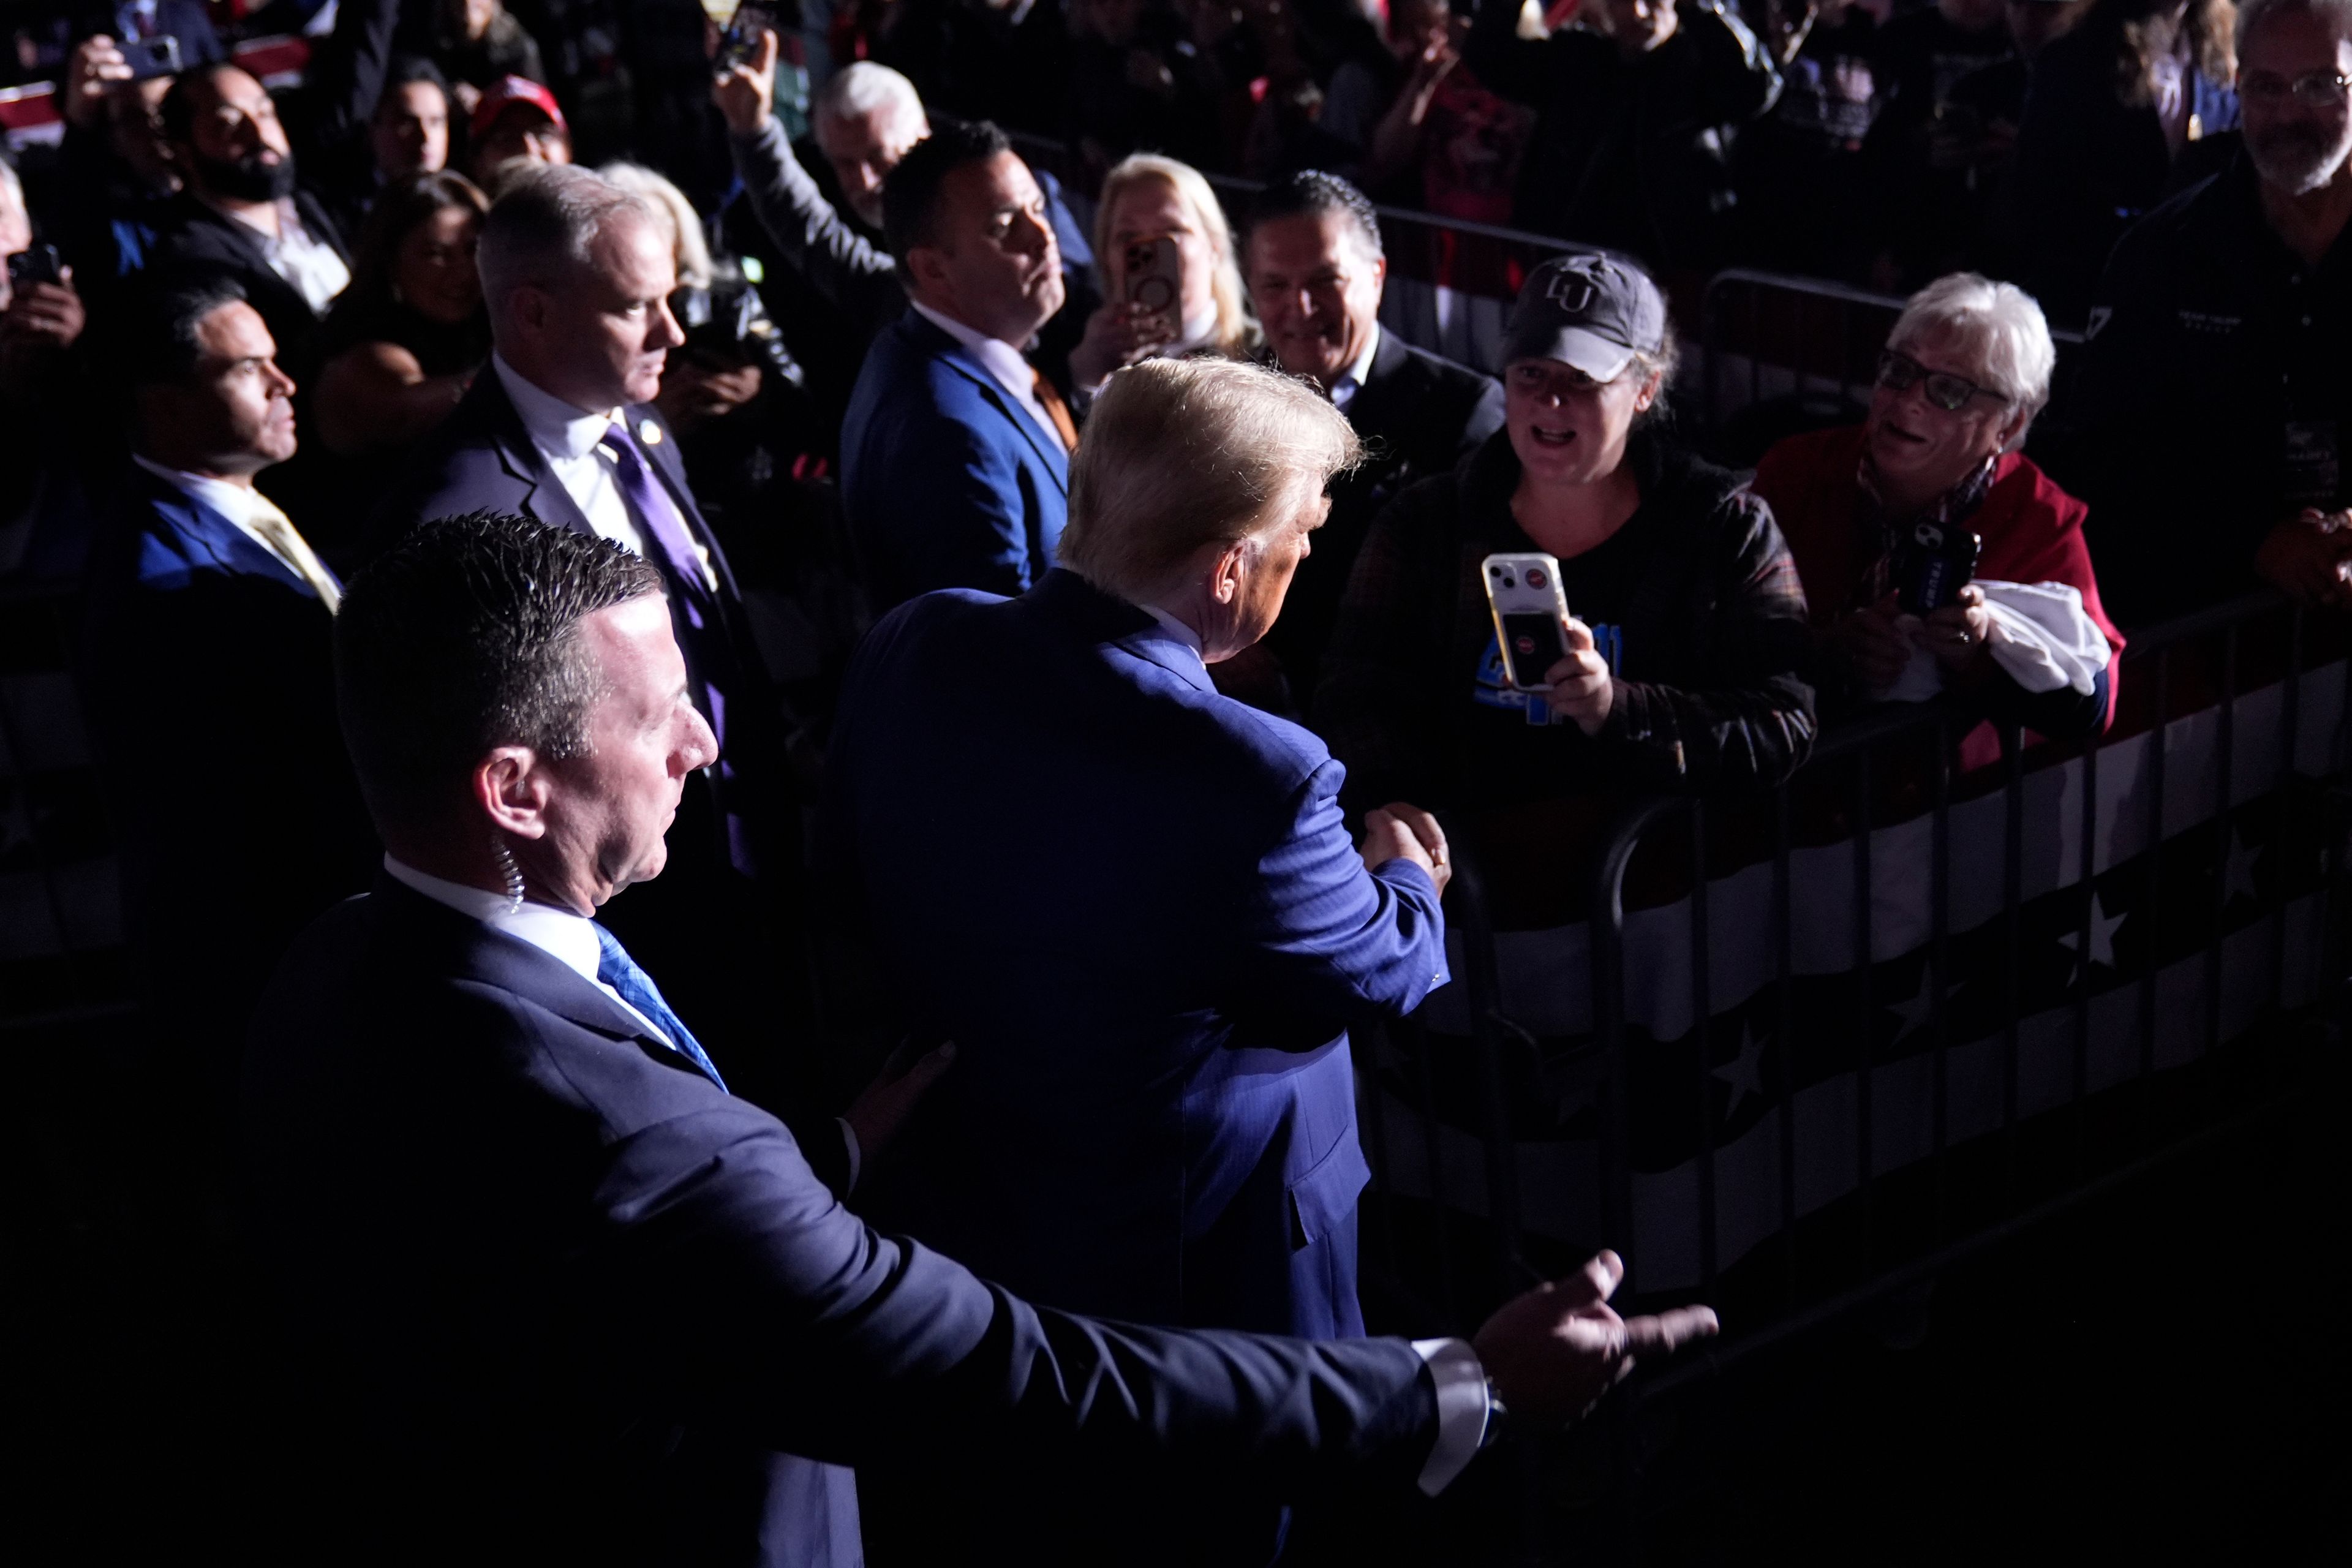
[1,0,2348,1554]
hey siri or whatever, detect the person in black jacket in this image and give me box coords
[2010,0,2241,324]
[1316,252,1816,816]
[146,61,356,363]
[1463,0,1781,277]
[2037,0,2352,623]
[1242,169,1505,712]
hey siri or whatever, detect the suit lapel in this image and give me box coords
[143,472,322,600]
[474,375,597,538]
[917,320,1071,495]
[1343,331,1415,443]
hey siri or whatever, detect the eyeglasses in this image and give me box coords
[2239,70,2352,109]
[1876,349,2000,412]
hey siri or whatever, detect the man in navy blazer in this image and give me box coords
[80,274,374,1143]
[826,360,1457,1343]
[839,119,1079,607]
[239,510,1716,1565]
[383,164,796,1093]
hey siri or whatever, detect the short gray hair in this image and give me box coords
[817,62,925,129]
[477,164,658,326]
[1058,358,1362,601]
[2237,0,2352,53]
[1888,271,2057,417]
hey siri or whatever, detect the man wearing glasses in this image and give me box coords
[2049,0,2352,625]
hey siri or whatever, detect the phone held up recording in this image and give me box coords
[1121,235,1183,336]
[6,243,63,293]
[715,2,776,70]
[123,34,182,81]
[1483,552,1572,691]
[1891,521,1981,617]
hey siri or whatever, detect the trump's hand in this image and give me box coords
[844,1036,957,1164]
[1361,801,1450,895]
[1473,1251,1718,1426]
[1534,617,1613,736]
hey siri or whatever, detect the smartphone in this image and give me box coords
[1892,521,1981,616]
[1121,235,1183,332]
[720,3,775,70]
[6,243,62,292]
[1482,552,1572,690]
[123,34,183,81]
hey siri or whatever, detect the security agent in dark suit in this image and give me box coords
[1244,170,1506,712]
[79,273,375,1148]
[239,510,1717,1566]
[382,163,805,1102]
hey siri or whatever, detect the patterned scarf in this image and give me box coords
[1850,450,1999,609]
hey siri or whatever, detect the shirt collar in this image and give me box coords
[908,298,1036,388]
[494,352,621,462]
[132,453,267,529]
[382,853,604,988]
[1330,324,1382,410]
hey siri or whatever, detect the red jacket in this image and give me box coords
[1752,424,2125,733]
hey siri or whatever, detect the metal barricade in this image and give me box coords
[1700,268,2089,460]
[1364,588,2347,1553]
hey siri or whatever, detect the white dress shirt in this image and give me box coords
[1327,325,1382,413]
[212,196,350,313]
[131,454,311,578]
[908,299,1068,453]
[1134,602,1209,677]
[492,353,654,561]
[382,854,676,1046]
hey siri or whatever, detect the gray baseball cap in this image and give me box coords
[1502,253,1668,382]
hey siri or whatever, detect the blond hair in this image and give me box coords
[1058,358,1362,601]
[1093,154,1256,359]
[597,160,714,292]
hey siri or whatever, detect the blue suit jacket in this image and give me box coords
[823,570,1450,1338]
[239,876,1442,1566]
[837,309,1070,609]
[78,469,374,1046]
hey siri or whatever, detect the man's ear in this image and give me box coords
[903,243,951,298]
[1633,368,1664,415]
[473,746,553,840]
[1210,538,1250,605]
[510,282,552,336]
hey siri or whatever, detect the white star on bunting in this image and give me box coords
[2057,890,2128,983]
[1711,1023,1768,1121]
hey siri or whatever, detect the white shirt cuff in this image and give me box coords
[1411,1337,1489,1495]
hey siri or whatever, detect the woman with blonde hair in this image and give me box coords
[1066,153,1258,394]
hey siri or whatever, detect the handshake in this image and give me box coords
[1361,801,1453,894]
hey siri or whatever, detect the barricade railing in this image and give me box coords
[1362,587,2348,1545]
[1700,268,2089,461]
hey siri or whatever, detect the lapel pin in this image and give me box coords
[639,419,663,446]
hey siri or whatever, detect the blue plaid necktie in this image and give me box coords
[591,923,729,1093]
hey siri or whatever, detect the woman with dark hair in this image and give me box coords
[310,170,491,457]
[274,171,490,568]
[2011,0,2240,322]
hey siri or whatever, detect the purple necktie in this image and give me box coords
[599,420,727,748]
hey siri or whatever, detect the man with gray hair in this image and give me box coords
[2051,0,2352,623]
[387,162,793,1094]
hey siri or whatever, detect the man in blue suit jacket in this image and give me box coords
[827,359,1457,1343]
[80,275,374,1134]
[839,119,1078,606]
[239,510,1716,1566]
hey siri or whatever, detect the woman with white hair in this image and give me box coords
[1752,271,2123,741]
[1066,153,1258,393]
